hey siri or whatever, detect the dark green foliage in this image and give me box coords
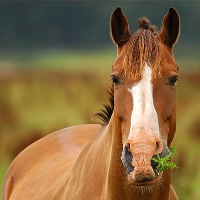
[0,2,199,52]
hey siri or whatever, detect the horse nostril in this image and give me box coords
[126,143,131,151]
[121,145,134,174]
[154,138,163,155]
[124,145,133,163]
[156,141,159,150]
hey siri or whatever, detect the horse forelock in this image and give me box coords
[122,21,162,80]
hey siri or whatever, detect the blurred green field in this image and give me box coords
[0,50,200,199]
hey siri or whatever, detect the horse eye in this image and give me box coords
[168,75,178,86]
[111,75,121,85]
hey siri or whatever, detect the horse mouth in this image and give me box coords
[127,172,162,186]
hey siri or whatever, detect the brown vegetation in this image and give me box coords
[0,69,200,199]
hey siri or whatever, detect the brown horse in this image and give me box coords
[2,7,180,200]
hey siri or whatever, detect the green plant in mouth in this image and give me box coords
[151,146,178,175]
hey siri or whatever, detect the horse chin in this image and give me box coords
[127,172,162,187]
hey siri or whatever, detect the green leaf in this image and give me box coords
[151,146,178,175]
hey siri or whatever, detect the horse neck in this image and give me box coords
[104,115,172,200]
[63,115,172,199]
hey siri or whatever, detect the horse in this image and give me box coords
[2,7,180,200]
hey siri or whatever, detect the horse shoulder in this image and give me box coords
[2,124,101,200]
[169,185,179,200]
[2,176,13,200]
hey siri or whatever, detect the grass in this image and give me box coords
[0,50,200,199]
[0,49,115,75]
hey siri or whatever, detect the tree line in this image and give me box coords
[0,2,199,51]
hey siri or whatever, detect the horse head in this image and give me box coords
[110,7,180,185]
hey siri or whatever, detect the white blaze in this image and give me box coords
[128,64,160,136]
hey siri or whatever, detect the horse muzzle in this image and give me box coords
[121,143,169,184]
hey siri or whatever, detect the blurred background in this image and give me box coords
[0,2,199,199]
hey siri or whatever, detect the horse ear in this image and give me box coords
[110,7,131,47]
[160,7,180,48]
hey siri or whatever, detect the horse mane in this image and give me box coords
[95,17,162,125]
[94,84,114,125]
